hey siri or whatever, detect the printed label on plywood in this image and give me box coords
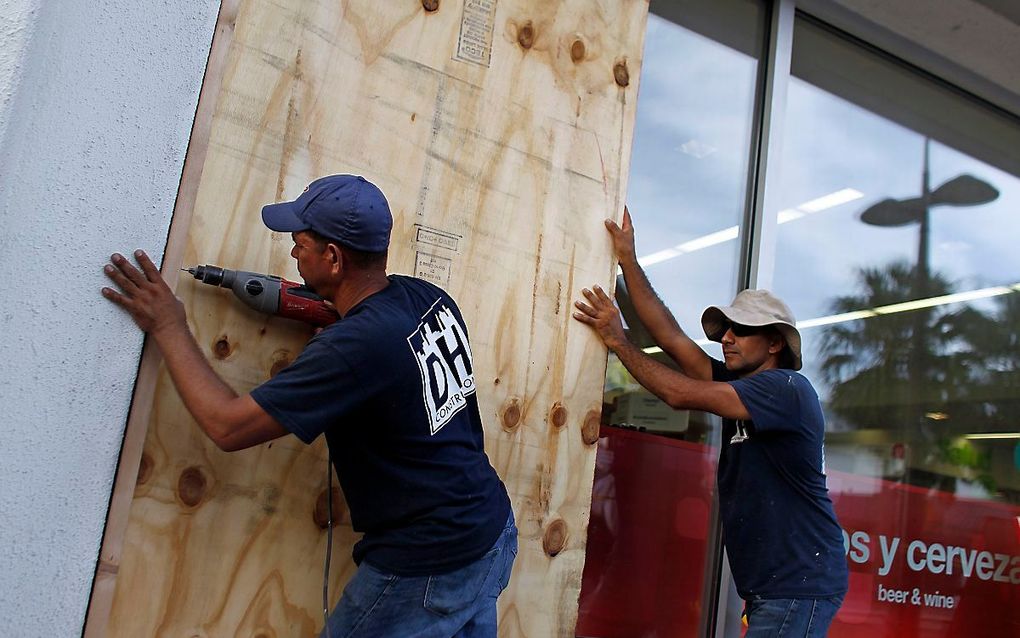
[456,0,497,66]
[415,226,461,252]
[415,251,453,287]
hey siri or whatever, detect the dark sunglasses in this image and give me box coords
[722,320,767,337]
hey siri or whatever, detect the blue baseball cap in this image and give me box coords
[261,174,392,252]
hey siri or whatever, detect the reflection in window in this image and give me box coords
[777,20,1020,504]
[772,15,1020,637]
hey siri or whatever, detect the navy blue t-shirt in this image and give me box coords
[251,275,511,576]
[713,360,848,600]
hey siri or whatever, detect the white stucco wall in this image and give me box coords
[0,0,38,151]
[0,1,219,635]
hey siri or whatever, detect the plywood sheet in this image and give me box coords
[101,1,647,635]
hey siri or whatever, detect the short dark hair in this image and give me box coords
[306,229,387,270]
[765,327,796,369]
[777,346,796,370]
[753,325,795,369]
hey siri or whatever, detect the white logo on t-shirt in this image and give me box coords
[730,420,750,444]
[408,300,476,435]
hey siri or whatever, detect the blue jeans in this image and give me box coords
[320,515,517,638]
[744,596,843,637]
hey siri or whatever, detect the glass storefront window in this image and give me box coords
[576,1,765,636]
[770,14,1020,637]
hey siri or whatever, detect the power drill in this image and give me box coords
[183,264,339,327]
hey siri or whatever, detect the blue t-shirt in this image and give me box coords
[713,360,848,600]
[251,275,511,576]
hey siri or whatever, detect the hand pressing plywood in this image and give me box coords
[97,1,647,636]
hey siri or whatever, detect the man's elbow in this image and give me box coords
[202,427,236,452]
[196,398,267,452]
[667,401,688,412]
[196,417,245,452]
[213,435,245,453]
[662,390,693,411]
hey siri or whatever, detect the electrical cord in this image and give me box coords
[323,449,334,638]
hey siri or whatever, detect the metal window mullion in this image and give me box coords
[710,2,796,637]
[739,0,795,293]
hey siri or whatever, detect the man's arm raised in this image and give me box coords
[607,207,712,381]
[573,284,749,420]
[102,250,288,451]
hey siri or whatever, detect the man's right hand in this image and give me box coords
[605,206,636,263]
[573,284,628,352]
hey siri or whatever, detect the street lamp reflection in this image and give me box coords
[860,137,999,289]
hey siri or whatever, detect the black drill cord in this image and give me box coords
[323,450,334,638]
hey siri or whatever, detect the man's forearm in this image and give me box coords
[618,255,683,338]
[617,256,710,379]
[151,323,242,441]
[609,337,744,419]
[609,336,700,410]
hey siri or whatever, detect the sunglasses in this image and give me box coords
[721,320,768,338]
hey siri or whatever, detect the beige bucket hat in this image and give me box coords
[700,289,802,370]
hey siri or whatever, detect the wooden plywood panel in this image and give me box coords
[99,1,647,636]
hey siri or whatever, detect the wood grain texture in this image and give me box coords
[102,1,647,636]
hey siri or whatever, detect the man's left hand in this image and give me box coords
[102,250,187,336]
[573,285,627,351]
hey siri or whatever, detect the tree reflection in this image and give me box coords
[819,260,1018,500]
[952,288,1020,431]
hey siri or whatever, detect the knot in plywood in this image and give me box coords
[570,38,586,63]
[543,518,568,557]
[501,397,523,432]
[517,21,536,50]
[421,0,439,12]
[613,58,630,87]
[212,334,233,359]
[549,402,567,429]
[177,466,209,509]
[581,409,601,445]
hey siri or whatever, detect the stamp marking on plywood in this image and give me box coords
[455,0,497,67]
[415,251,453,286]
[415,225,461,251]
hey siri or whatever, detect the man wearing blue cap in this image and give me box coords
[102,174,516,637]
[573,209,847,637]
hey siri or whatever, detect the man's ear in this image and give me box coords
[325,242,343,275]
[768,333,786,356]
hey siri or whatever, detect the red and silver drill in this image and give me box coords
[183,264,339,327]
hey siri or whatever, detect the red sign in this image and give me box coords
[576,427,1020,637]
[829,472,1020,637]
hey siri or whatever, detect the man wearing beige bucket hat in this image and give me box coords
[574,208,848,637]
